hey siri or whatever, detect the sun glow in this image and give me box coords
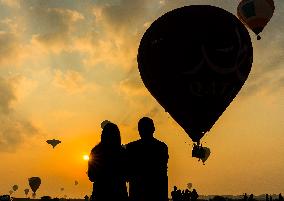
[83,155,89,161]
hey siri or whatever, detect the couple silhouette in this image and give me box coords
[87,117,169,201]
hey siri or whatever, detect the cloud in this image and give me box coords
[0,0,20,8]
[52,69,97,94]
[0,31,23,66]
[0,77,15,113]
[53,69,85,93]
[28,7,84,53]
[117,68,147,97]
[0,77,38,152]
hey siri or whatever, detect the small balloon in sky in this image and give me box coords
[101,120,111,129]
[75,180,78,186]
[237,0,275,40]
[46,139,61,148]
[187,182,192,189]
[24,189,29,196]
[61,187,64,191]
[28,177,41,198]
[12,185,18,191]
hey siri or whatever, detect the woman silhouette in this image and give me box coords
[88,122,128,201]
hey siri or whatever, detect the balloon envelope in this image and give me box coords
[28,177,41,194]
[187,183,193,189]
[46,139,61,148]
[12,185,18,191]
[24,189,29,195]
[75,181,78,186]
[237,0,275,39]
[138,5,253,142]
[201,147,211,163]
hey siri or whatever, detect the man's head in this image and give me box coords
[138,117,155,140]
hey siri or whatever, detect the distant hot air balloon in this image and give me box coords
[60,187,64,191]
[237,0,275,40]
[138,5,253,146]
[9,190,13,195]
[75,181,78,186]
[187,183,193,190]
[24,189,29,197]
[28,177,41,198]
[12,185,18,191]
[46,139,61,148]
[101,120,111,129]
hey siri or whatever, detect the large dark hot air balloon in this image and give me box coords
[237,0,275,40]
[138,5,253,144]
[28,177,41,198]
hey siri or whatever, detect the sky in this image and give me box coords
[0,0,283,198]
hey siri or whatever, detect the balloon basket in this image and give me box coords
[192,144,205,159]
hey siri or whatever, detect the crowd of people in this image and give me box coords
[242,193,283,201]
[171,186,199,201]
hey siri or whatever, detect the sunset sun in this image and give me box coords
[83,155,89,161]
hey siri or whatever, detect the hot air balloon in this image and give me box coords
[46,139,61,148]
[75,181,78,186]
[101,120,111,129]
[60,188,64,191]
[237,0,275,40]
[138,5,253,146]
[9,190,13,195]
[12,185,18,191]
[187,183,193,190]
[24,189,29,197]
[28,177,41,198]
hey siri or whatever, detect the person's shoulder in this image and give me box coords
[153,138,168,148]
[126,140,141,149]
[91,143,102,153]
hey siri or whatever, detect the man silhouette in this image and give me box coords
[126,117,169,201]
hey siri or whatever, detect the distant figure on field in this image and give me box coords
[279,193,283,201]
[244,193,248,201]
[191,189,199,201]
[171,186,178,201]
[84,195,89,201]
[184,189,191,201]
[266,194,269,201]
[88,123,128,201]
[126,117,169,201]
[248,194,254,201]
